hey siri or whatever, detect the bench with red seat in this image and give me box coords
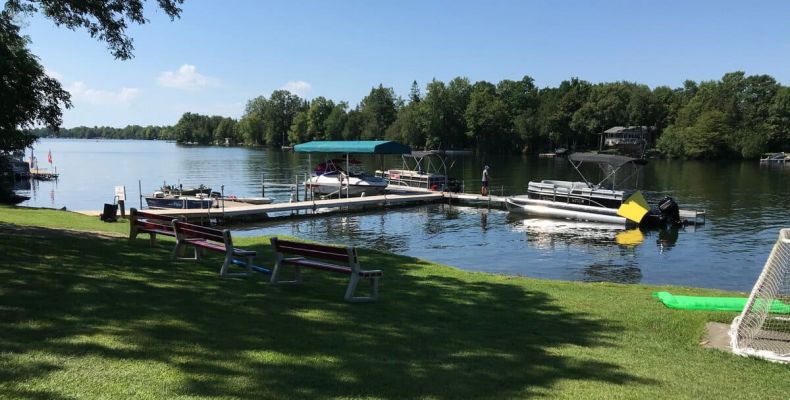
[172,220,256,277]
[269,237,382,302]
[129,208,182,245]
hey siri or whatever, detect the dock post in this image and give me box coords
[138,180,143,209]
[261,173,265,197]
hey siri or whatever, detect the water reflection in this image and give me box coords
[509,217,626,249]
[583,263,643,284]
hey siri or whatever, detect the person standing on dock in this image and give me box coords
[481,165,490,196]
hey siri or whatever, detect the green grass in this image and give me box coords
[0,205,788,399]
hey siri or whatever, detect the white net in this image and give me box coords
[730,228,790,363]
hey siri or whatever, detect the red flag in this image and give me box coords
[48,150,52,164]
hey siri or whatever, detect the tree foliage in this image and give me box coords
[1,0,183,153]
[5,0,183,60]
[0,11,71,151]
[47,71,790,160]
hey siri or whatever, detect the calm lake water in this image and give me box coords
[15,138,790,291]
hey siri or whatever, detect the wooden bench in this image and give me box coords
[172,220,256,277]
[129,208,181,245]
[270,237,382,302]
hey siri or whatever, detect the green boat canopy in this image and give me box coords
[294,141,411,154]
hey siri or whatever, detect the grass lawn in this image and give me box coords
[0,205,788,399]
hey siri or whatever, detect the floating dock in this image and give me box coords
[29,168,59,180]
[104,186,705,226]
[140,191,443,221]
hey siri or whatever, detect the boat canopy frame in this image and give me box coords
[568,152,646,190]
[294,140,411,154]
[294,141,411,199]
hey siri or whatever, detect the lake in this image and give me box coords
[14,138,790,291]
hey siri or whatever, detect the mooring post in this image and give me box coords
[138,179,143,209]
[261,173,265,197]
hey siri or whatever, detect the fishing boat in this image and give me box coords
[145,191,214,209]
[160,183,212,196]
[305,158,387,197]
[375,150,463,192]
[759,152,789,164]
[505,153,682,228]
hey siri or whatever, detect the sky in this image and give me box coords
[19,0,790,128]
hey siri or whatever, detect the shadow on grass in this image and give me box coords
[0,222,655,398]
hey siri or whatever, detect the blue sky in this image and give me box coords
[20,0,790,128]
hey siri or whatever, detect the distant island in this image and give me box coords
[32,71,790,160]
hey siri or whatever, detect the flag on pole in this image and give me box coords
[48,150,52,164]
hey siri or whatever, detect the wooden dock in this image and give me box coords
[141,192,443,220]
[76,185,706,225]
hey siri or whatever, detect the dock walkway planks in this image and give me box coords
[76,185,705,225]
[141,192,443,218]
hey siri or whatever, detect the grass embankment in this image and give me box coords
[0,206,787,399]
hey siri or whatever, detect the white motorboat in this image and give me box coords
[506,153,681,228]
[305,159,388,197]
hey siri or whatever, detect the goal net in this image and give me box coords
[730,228,790,363]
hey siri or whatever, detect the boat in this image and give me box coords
[228,196,274,205]
[305,159,388,197]
[505,153,682,228]
[161,184,212,196]
[759,152,789,163]
[375,150,462,192]
[145,191,214,209]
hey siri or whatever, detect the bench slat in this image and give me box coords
[283,257,352,274]
[275,244,350,262]
[274,239,348,256]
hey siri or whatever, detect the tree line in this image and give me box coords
[31,125,175,140]
[38,71,790,159]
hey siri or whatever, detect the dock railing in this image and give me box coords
[260,173,308,203]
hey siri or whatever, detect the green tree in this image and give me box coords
[1,12,70,151]
[264,90,304,146]
[465,82,509,152]
[238,114,265,145]
[324,102,348,141]
[358,84,399,140]
[306,96,335,140]
[683,110,730,159]
[287,111,308,144]
[213,117,237,144]
[1,0,183,152]
[343,109,364,140]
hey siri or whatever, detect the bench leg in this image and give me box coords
[344,275,379,303]
[149,232,157,246]
[270,261,301,285]
[171,241,182,260]
[172,243,198,261]
[219,255,251,278]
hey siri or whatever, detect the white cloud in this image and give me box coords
[67,82,141,105]
[281,80,312,97]
[157,64,219,90]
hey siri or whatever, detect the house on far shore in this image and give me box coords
[599,126,655,157]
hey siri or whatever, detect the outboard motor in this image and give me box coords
[657,196,682,227]
[639,196,682,228]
